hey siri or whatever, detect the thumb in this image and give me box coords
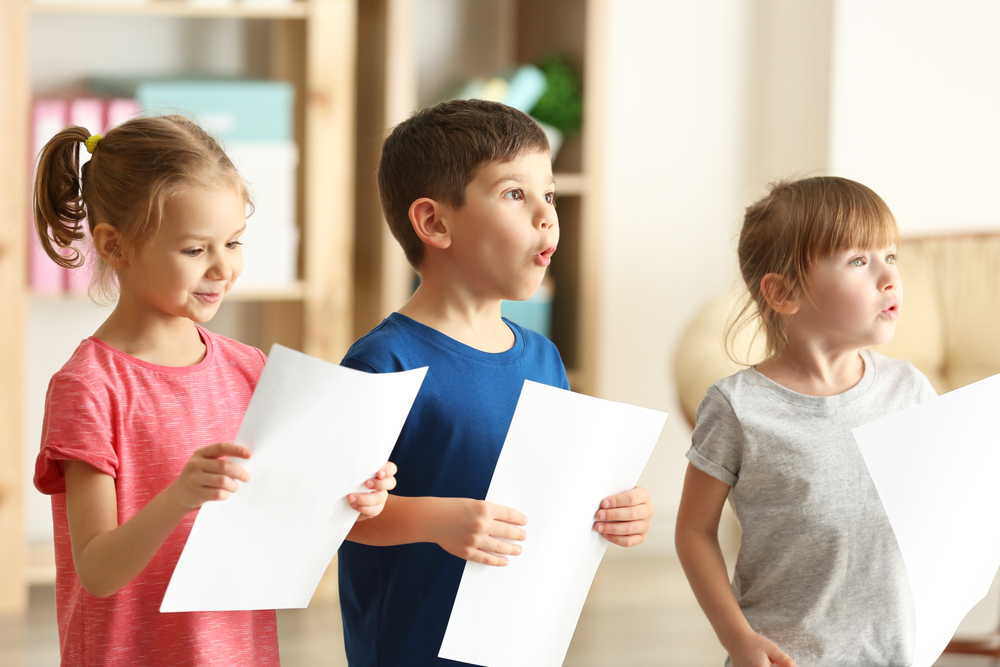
[768,648,796,667]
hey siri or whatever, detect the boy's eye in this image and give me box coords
[849,257,866,267]
[183,248,204,257]
[886,253,896,264]
[545,192,557,205]
[226,240,243,250]
[503,189,524,201]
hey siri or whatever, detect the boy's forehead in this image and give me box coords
[476,151,555,186]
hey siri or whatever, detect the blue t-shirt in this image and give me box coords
[338,312,569,667]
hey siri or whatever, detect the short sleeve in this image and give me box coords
[912,365,938,403]
[342,357,379,374]
[686,384,744,487]
[34,371,118,495]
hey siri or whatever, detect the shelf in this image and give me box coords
[554,172,585,196]
[28,0,309,19]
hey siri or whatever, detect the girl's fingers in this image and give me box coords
[202,458,251,482]
[199,442,251,460]
[366,476,396,491]
[377,461,397,478]
[349,490,387,507]
[204,474,239,493]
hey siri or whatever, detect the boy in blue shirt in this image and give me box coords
[341,99,654,667]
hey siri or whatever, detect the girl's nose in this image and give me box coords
[207,253,232,281]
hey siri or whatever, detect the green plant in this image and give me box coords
[529,54,583,137]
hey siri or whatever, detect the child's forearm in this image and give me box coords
[675,527,756,652]
[65,465,189,598]
[346,494,443,546]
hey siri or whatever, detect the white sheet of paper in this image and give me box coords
[438,380,667,667]
[853,372,1000,667]
[160,344,426,612]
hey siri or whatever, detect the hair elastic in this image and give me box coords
[84,134,102,154]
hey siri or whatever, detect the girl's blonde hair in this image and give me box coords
[726,176,899,364]
[33,114,250,300]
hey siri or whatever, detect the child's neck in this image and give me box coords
[755,340,866,397]
[397,278,514,354]
[93,298,206,367]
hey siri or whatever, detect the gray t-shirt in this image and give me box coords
[687,350,937,667]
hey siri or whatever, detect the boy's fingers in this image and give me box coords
[595,505,647,522]
[491,521,527,542]
[483,538,522,557]
[492,504,527,526]
[378,461,397,478]
[594,519,650,536]
[471,551,509,567]
[600,533,645,547]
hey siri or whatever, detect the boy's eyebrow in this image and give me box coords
[490,174,558,188]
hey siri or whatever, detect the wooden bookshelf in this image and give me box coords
[30,1,310,19]
[0,0,355,613]
[355,0,606,396]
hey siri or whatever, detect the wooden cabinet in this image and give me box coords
[0,0,356,614]
[355,0,606,396]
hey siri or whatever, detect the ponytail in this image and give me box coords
[33,125,93,268]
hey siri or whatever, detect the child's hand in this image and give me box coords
[169,442,251,511]
[730,631,796,667]
[349,461,397,521]
[431,498,527,567]
[593,485,653,546]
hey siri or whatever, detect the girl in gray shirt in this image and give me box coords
[676,177,936,667]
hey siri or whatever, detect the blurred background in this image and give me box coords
[2,0,1000,665]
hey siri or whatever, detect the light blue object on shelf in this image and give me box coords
[501,279,553,339]
[502,65,547,113]
[136,80,294,142]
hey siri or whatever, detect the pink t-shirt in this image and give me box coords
[34,327,280,667]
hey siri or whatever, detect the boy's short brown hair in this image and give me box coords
[377,99,550,268]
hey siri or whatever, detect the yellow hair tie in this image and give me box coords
[84,134,102,154]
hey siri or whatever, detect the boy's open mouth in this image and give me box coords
[536,246,556,267]
[881,300,900,319]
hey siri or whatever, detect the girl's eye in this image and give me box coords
[183,248,203,257]
[849,257,866,267]
[227,240,243,250]
[886,254,896,264]
[504,189,524,201]
[545,192,557,205]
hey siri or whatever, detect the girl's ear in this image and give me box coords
[760,273,800,315]
[408,198,451,251]
[92,223,128,270]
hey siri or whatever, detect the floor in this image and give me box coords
[1,555,996,667]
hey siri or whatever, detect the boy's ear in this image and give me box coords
[760,273,800,315]
[408,198,451,250]
[92,222,128,270]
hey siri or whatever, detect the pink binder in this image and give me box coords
[30,99,69,295]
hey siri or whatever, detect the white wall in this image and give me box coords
[599,0,756,555]
[829,0,1000,236]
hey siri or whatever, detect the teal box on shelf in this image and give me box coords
[89,77,294,142]
[501,280,553,339]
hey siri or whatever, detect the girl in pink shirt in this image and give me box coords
[31,115,396,666]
